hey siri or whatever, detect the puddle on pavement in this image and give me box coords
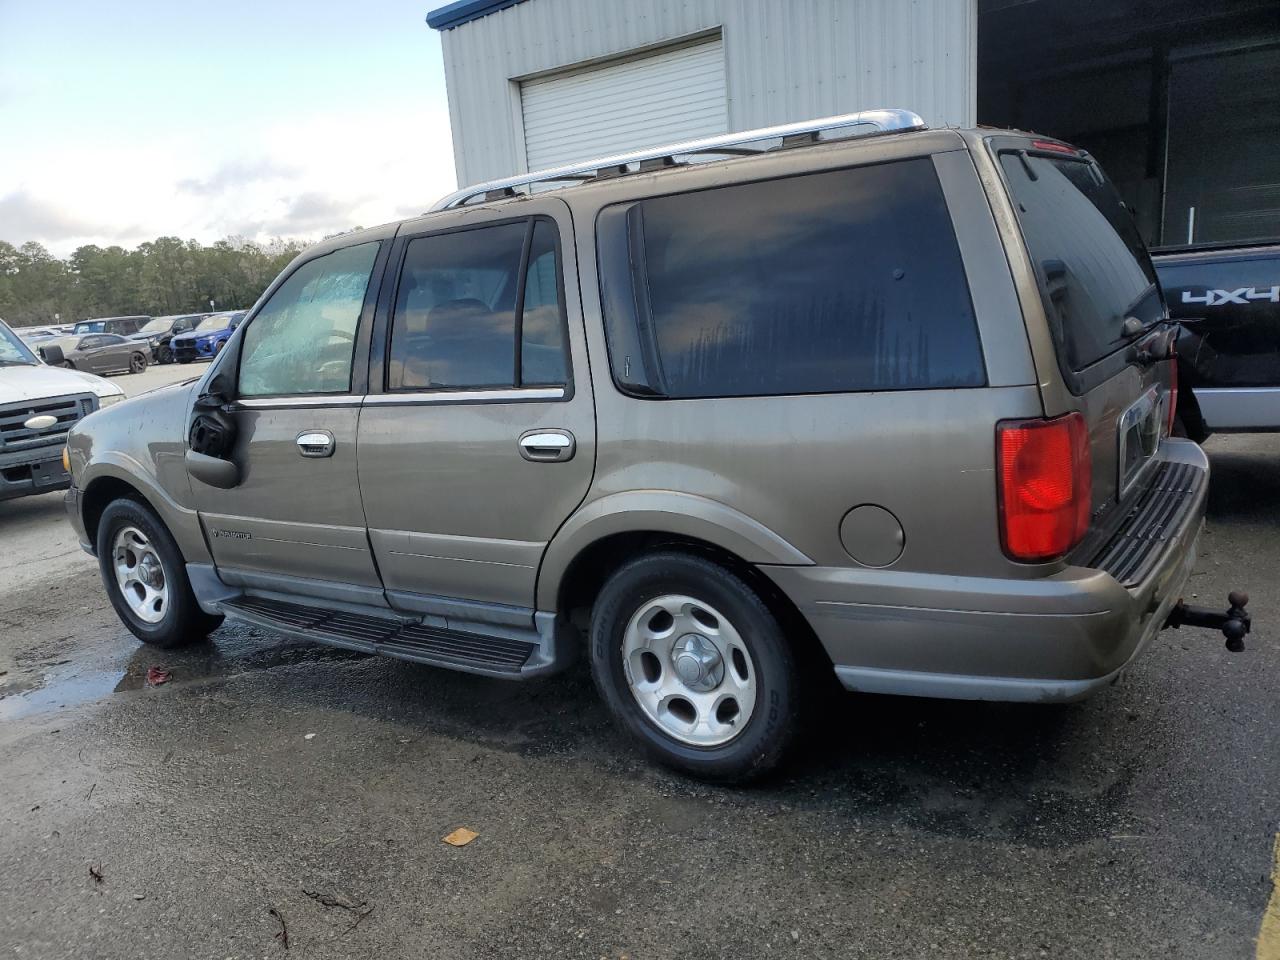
[0,633,365,721]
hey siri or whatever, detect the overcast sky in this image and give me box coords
[0,0,457,256]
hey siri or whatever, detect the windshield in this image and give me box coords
[196,315,230,331]
[997,149,1163,372]
[0,320,41,365]
[73,320,106,334]
[138,317,171,334]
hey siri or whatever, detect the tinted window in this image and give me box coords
[999,151,1161,372]
[101,334,127,345]
[624,159,984,398]
[388,218,568,391]
[238,242,379,397]
[520,220,568,386]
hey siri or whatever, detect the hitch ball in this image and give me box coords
[1164,591,1252,652]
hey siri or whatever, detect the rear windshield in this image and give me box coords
[998,150,1162,372]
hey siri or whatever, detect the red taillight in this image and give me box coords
[997,413,1091,562]
[1031,139,1079,155]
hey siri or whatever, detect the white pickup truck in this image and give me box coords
[0,317,125,502]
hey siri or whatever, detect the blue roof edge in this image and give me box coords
[426,0,530,30]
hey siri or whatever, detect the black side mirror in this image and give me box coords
[41,344,64,365]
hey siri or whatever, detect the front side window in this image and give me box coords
[387,218,568,391]
[238,242,379,397]
[616,158,985,398]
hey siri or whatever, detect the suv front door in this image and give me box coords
[188,235,391,603]
[357,201,594,624]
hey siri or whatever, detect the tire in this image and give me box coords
[157,345,171,364]
[63,360,76,369]
[95,498,223,648]
[129,352,147,374]
[589,552,798,783]
[213,341,225,355]
[178,357,192,364]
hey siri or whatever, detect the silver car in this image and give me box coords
[62,110,1250,781]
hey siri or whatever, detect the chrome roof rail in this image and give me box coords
[430,107,927,211]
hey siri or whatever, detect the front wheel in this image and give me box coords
[156,345,171,364]
[63,360,76,369]
[590,552,798,783]
[128,352,147,374]
[96,498,223,647]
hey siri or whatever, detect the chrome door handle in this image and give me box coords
[518,429,575,462]
[296,431,335,458]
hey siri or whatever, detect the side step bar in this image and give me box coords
[221,595,541,677]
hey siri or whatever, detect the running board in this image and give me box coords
[220,595,540,676]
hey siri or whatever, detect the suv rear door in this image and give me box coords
[989,137,1175,548]
[357,199,594,620]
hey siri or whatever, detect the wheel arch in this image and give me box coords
[78,459,211,564]
[547,526,830,674]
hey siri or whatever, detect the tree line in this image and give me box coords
[0,236,310,327]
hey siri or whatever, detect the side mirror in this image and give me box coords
[185,450,239,489]
[41,344,64,365]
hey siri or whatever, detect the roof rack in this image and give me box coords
[430,107,927,211]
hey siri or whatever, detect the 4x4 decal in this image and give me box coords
[1181,286,1280,307]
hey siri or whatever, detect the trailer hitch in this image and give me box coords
[1164,591,1252,652]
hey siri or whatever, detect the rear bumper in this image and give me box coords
[1193,387,1280,432]
[763,439,1209,703]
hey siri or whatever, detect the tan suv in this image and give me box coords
[63,110,1250,781]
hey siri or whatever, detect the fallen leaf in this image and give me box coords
[442,827,478,847]
[146,666,171,686]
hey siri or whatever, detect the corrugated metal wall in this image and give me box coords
[438,0,977,186]
[521,37,729,171]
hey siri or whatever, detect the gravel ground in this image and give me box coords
[0,425,1276,959]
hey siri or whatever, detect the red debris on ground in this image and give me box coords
[145,666,171,686]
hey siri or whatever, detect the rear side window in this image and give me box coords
[613,158,985,398]
[998,151,1162,373]
[388,218,568,391]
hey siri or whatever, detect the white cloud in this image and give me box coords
[0,102,458,256]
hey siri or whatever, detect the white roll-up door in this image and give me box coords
[520,38,728,173]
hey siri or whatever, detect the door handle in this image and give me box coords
[296,431,335,458]
[518,429,575,463]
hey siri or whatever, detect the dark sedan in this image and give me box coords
[38,334,150,375]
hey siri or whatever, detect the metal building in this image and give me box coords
[427,0,977,187]
[428,0,1279,250]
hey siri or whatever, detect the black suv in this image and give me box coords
[130,314,209,364]
[72,316,152,337]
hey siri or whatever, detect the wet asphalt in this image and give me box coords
[0,374,1277,958]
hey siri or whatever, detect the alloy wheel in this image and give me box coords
[112,525,168,624]
[621,594,757,747]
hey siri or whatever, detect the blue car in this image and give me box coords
[170,311,246,363]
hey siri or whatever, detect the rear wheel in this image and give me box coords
[96,498,222,647]
[589,552,798,782]
[128,352,147,374]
